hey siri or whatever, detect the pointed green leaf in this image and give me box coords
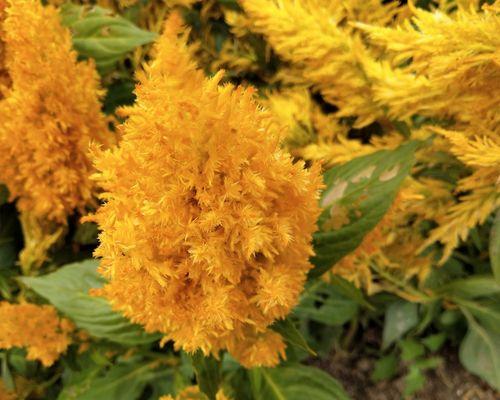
[191,352,221,400]
[310,141,419,279]
[20,260,160,345]
[382,301,418,349]
[271,318,316,356]
[249,365,350,400]
[460,317,500,390]
[60,4,157,71]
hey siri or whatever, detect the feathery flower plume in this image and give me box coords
[160,386,230,400]
[240,0,415,128]
[0,302,74,367]
[419,129,500,262]
[89,13,322,367]
[0,0,112,272]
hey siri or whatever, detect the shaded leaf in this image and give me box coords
[295,282,358,326]
[0,185,8,206]
[382,301,418,349]
[271,318,316,356]
[399,339,425,362]
[436,276,500,299]
[491,210,500,283]
[460,300,500,334]
[459,318,500,390]
[191,352,221,400]
[371,353,398,382]
[422,333,447,352]
[403,365,425,397]
[250,364,350,400]
[59,357,168,400]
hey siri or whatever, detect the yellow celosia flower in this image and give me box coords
[433,128,500,168]
[420,129,500,262]
[357,3,500,129]
[160,386,230,400]
[0,0,111,271]
[0,302,74,367]
[89,13,321,368]
[240,0,416,128]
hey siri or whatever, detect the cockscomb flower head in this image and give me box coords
[90,13,321,367]
[0,0,112,270]
[0,302,74,367]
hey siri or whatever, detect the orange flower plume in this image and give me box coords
[0,0,112,272]
[89,13,322,367]
[0,302,74,367]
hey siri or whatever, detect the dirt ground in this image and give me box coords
[311,331,499,400]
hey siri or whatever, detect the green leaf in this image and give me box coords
[60,4,157,71]
[371,353,398,382]
[422,333,447,352]
[458,299,500,334]
[271,318,316,356]
[414,357,442,370]
[250,364,350,400]
[327,275,374,310]
[59,358,167,400]
[0,185,9,206]
[20,260,160,345]
[191,352,221,400]
[399,339,425,362]
[491,210,500,283]
[73,222,99,245]
[0,353,15,391]
[295,282,359,327]
[459,317,500,390]
[436,276,500,299]
[103,79,136,114]
[382,301,419,349]
[310,141,418,279]
[0,205,19,270]
[403,365,425,397]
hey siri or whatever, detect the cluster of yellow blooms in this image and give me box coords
[160,386,230,400]
[0,380,16,400]
[88,13,321,367]
[0,0,498,376]
[237,0,500,289]
[0,0,111,272]
[0,302,73,367]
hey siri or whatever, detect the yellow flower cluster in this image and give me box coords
[357,4,500,264]
[239,0,500,287]
[89,14,321,367]
[0,302,74,367]
[0,0,111,271]
[160,386,230,400]
[420,129,500,262]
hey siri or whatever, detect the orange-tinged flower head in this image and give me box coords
[90,13,322,367]
[0,0,112,223]
[0,302,74,367]
[160,386,231,400]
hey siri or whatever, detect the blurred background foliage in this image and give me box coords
[0,0,499,398]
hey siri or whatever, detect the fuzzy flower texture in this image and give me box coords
[0,0,111,269]
[0,302,73,367]
[90,14,321,367]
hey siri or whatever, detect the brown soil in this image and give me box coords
[311,333,499,400]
